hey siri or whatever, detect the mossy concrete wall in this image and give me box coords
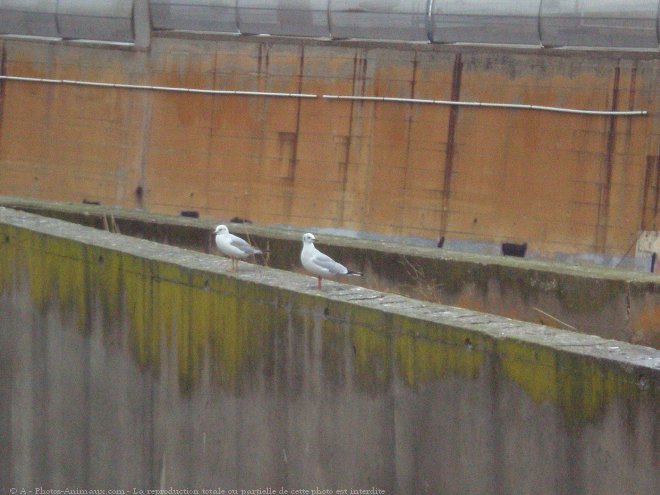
[3,196,659,348]
[0,207,658,493]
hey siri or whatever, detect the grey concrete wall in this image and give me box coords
[2,196,659,348]
[0,208,658,494]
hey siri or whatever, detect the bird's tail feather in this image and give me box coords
[347,270,362,276]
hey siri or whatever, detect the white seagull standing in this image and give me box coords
[300,233,362,289]
[213,224,263,271]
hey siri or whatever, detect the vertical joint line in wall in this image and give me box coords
[0,42,7,162]
[628,64,638,112]
[337,51,360,224]
[621,62,638,160]
[281,45,305,219]
[655,150,660,230]
[292,44,305,168]
[206,42,221,213]
[138,82,153,209]
[288,45,305,175]
[352,50,369,223]
[596,64,620,251]
[439,52,463,235]
[639,118,660,233]
[257,43,270,92]
[401,52,419,223]
[0,43,6,123]
[641,157,653,231]
[652,142,660,231]
[403,54,419,178]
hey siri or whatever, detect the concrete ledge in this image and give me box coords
[1,207,658,492]
[2,195,658,348]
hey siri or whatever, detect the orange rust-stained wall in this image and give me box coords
[0,36,659,261]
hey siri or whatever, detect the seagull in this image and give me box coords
[213,224,263,271]
[300,233,362,289]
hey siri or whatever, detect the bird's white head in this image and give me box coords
[214,224,229,236]
[302,233,316,244]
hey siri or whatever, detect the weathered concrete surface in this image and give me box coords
[0,208,658,494]
[0,35,658,264]
[2,195,659,348]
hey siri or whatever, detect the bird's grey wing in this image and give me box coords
[229,234,262,255]
[312,251,348,275]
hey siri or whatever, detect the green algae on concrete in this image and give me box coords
[0,228,16,294]
[497,336,653,427]
[2,195,657,347]
[17,229,89,330]
[0,208,657,429]
[351,321,393,393]
[121,254,273,394]
[394,317,485,387]
[0,220,266,395]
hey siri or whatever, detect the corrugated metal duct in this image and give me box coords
[57,0,135,42]
[329,0,431,41]
[539,0,660,49]
[431,0,543,46]
[150,0,240,34]
[0,0,59,38]
[239,0,331,37]
[0,0,140,43]
[1,0,660,50]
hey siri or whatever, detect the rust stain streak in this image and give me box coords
[0,43,6,135]
[254,42,271,202]
[641,153,660,231]
[654,152,660,231]
[257,43,270,90]
[204,43,220,214]
[337,133,350,224]
[628,65,638,112]
[337,51,366,224]
[282,45,305,219]
[439,52,463,236]
[291,44,304,179]
[595,65,620,251]
[400,53,418,230]
[137,77,153,210]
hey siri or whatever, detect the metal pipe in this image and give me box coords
[0,75,318,99]
[0,75,648,115]
[321,94,648,116]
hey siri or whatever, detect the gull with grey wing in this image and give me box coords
[213,224,263,271]
[300,232,362,289]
